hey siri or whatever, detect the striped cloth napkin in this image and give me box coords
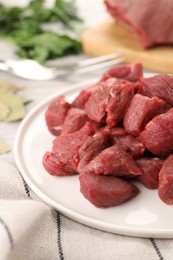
[0,159,170,260]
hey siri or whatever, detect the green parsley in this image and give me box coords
[0,0,83,62]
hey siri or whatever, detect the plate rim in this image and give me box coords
[14,77,173,239]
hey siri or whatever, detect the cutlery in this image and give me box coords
[0,53,124,81]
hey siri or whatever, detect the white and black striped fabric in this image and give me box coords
[0,160,171,260]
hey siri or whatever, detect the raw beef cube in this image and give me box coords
[81,143,142,177]
[136,157,163,189]
[103,125,127,137]
[139,75,173,106]
[113,135,145,158]
[71,83,98,109]
[104,126,145,157]
[124,94,169,135]
[61,108,89,135]
[43,122,95,176]
[106,79,135,127]
[84,80,110,123]
[104,0,173,48]
[43,152,78,176]
[100,63,143,82]
[71,90,91,109]
[73,131,110,172]
[85,78,136,126]
[45,96,70,136]
[158,154,173,204]
[140,108,173,156]
[80,173,139,208]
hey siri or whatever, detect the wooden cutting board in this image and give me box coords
[81,19,173,73]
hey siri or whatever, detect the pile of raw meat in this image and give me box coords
[104,0,173,48]
[43,63,173,208]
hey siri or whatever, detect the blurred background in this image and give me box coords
[0,0,108,27]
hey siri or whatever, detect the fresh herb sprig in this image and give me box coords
[0,0,83,62]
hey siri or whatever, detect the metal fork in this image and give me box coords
[0,53,124,81]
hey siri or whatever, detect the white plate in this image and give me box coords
[14,78,173,238]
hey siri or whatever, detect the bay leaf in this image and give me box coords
[0,92,26,121]
[0,101,10,120]
[19,96,31,105]
[0,80,19,94]
[0,139,11,154]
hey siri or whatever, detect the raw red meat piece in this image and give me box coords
[136,157,163,189]
[158,154,173,204]
[85,78,135,126]
[84,80,111,123]
[139,75,173,106]
[80,173,139,208]
[106,79,135,127]
[104,0,173,48]
[43,123,95,176]
[71,89,92,109]
[124,94,169,135]
[43,152,78,176]
[45,96,70,136]
[103,125,127,137]
[61,108,89,135]
[71,84,98,109]
[81,143,142,177]
[104,125,145,157]
[113,135,145,158]
[140,108,173,156]
[73,131,110,172]
[100,63,143,82]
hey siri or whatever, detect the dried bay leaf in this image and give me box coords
[0,101,10,120]
[0,80,19,94]
[0,92,25,121]
[0,79,26,122]
[0,139,11,154]
[19,96,31,105]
